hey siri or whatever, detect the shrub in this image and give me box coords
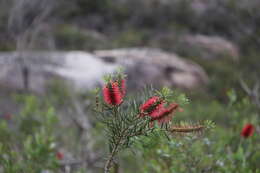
[0,95,59,172]
[94,71,213,173]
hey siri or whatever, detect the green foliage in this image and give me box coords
[123,90,259,173]
[0,78,259,173]
[112,29,150,48]
[54,25,108,50]
[0,95,59,173]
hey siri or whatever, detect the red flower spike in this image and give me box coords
[140,96,164,117]
[103,81,123,106]
[151,103,179,124]
[56,151,64,160]
[3,113,12,120]
[241,124,254,138]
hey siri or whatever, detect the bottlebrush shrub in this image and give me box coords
[94,71,214,173]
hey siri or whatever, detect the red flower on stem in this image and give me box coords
[140,97,180,126]
[151,103,179,124]
[3,113,12,120]
[241,124,254,138]
[103,80,124,106]
[140,96,164,117]
[56,151,64,160]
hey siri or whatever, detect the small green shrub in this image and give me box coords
[0,95,59,173]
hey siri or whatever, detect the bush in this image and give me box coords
[54,25,109,50]
[0,95,59,172]
[122,90,260,173]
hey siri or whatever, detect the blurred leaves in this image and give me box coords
[0,95,59,173]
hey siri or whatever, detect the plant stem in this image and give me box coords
[104,110,148,172]
[104,119,126,173]
[104,119,133,173]
[104,144,119,173]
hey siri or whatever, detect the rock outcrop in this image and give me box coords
[0,48,208,93]
[94,48,208,90]
[182,34,239,60]
[0,51,118,93]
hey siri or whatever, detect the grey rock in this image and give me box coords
[182,34,239,60]
[94,48,208,90]
[0,51,118,93]
[0,48,208,93]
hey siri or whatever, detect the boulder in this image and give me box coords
[94,48,208,90]
[0,51,118,93]
[0,48,208,93]
[182,34,239,60]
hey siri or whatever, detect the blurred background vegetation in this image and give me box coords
[0,0,259,172]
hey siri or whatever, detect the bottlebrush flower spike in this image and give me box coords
[56,151,64,160]
[3,113,12,120]
[103,81,124,106]
[151,103,179,124]
[140,96,164,117]
[241,124,254,138]
[169,124,204,133]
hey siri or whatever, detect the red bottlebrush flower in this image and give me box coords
[241,124,254,138]
[103,81,123,106]
[140,96,164,117]
[56,151,64,160]
[3,113,12,120]
[151,103,179,124]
